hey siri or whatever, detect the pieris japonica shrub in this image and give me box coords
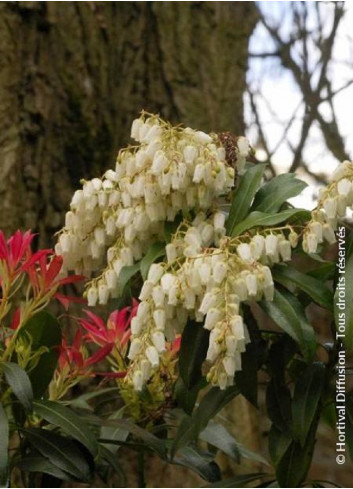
[1,113,353,488]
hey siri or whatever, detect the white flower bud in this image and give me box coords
[206,338,220,362]
[146,346,159,368]
[161,273,177,293]
[151,151,168,175]
[204,308,222,330]
[265,234,279,259]
[213,261,227,283]
[230,316,244,338]
[87,287,98,307]
[213,212,226,232]
[323,223,336,244]
[237,136,250,157]
[199,291,216,314]
[105,269,118,290]
[128,338,142,360]
[289,231,299,248]
[133,370,143,391]
[137,301,150,319]
[193,164,205,183]
[337,178,352,197]
[237,243,253,263]
[223,356,236,376]
[139,280,154,301]
[278,239,291,262]
[94,227,105,247]
[323,197,337,219]
[232,278,248,301]
[98,283,109,305]
[131,317,143,335]
[195,131,213,144]
[305,232,318,254]
[250,235,265,260]
[152,286,165,308]
[245,273,257,297]
[131,118,143,141]
[147,263,164,285]
[218,372,228,390]
[153,309,166,330]
[151,331,166,352]
[141,359,152,381]
[183,145,198,164]
[71,190,84,208]
[199,263,211,285]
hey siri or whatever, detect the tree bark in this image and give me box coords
[0,1,257,245]
[0,2,258,486]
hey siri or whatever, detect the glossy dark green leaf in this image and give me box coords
[0,403,9,487]
[170,415,195,458]
[200,421,268,466]
[273,264,333,311]
[17,456,76,482]
[99,445,126,485]
[179,320,209,389]
[231,209,311,237]
[173,446,221,482]
[206,472,267,488]
[260,289,316,361]
[174,376,206,415]
[140,242,166,280]
[118,263,141,295]
[193,385,240,435]
[291,362,326,446]
[99,418,166,459]
[19,311,61,398]
[268,425,291,467]
[275,423,316,488]
[100,408,129,453]
[22,428,91,482]
[307,261,336,281]
[0,361,33,411]
[266,379,292,435]
[252,173,307,213]
[226,164,266,235]
[267,335,297,382]
[33,400,98,456]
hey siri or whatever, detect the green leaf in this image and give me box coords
[273,264,333,311]
[118,263,141,294]
[99,418,166,459]
[252,173,307,213]
[307,262,336,281]
[291,362,326,446]
[266,379,292,435]
[19,311,61,398]
[226,164,266,235]
[173,446,221,482]
[100,408,129,453]
[22,428,91,482]
[140,242,166,280]
[0,362,33,411]
[259,289,316,361]
[174,376,206,415]
[179,320,209,389]
[275,423,317,488]
[231,209,311,237]
[268,425,291,467]
[0,403,9,487]
[99,445,126,485]
[170,415,195,458]
[206,472,267,488]
[193,385,240,435]
[200,421,268,466]
[33,400,98,456]
[17,456,76,482]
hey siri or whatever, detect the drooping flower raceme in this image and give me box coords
[57,113,247,306]
[303,160,353,253]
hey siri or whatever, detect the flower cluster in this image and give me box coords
[303,160,353,253]
[127,214,296,390]
[57,113,250,307]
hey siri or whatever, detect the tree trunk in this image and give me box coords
[0,2,258,486]
[0,1,257,245]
